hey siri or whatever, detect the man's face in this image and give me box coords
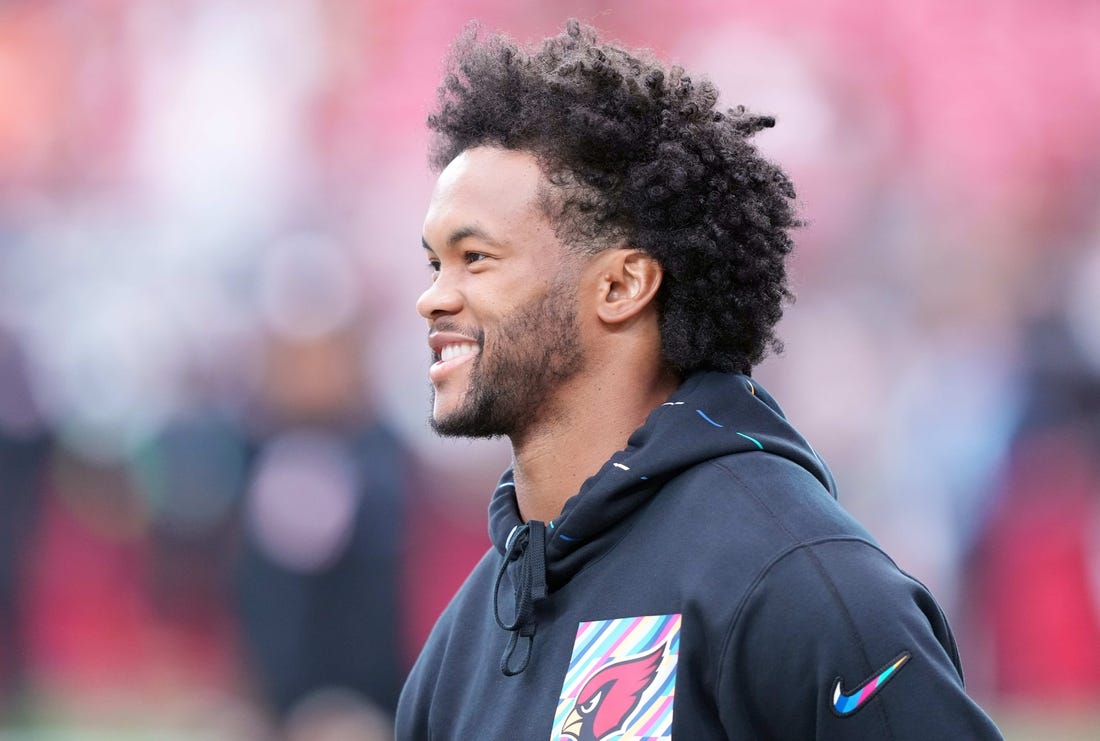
[417,146,587,441]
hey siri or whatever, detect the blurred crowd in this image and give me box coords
[0,0,1098,737]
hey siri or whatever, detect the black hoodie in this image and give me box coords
[397,372,1002,739]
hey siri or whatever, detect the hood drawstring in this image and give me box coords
[492,521,547,676]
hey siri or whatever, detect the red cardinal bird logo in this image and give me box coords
[561,644,665,741]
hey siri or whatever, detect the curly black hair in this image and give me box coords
[428,19,798,375]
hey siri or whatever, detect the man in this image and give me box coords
[398,20,1002,740]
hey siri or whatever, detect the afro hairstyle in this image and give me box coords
[428,19,799,375]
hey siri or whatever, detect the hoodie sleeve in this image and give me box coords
[717,538,1003,740]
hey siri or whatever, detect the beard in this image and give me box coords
[430,278,584,441]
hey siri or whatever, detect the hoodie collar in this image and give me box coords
[486,371,835,675]
[489,372,835,586]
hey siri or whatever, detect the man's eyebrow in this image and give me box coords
[421,225,500,252]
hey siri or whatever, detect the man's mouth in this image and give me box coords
[438,342,480,363]
[429,337,480,385]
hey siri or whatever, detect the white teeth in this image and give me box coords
[440,342,479,363]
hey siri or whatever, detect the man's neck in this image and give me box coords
[509,368,679,523]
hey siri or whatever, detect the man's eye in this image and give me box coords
[464,252,487,265]
[427,259,441,273]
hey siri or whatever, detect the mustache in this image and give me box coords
[429,320,485,347]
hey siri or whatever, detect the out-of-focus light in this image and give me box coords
[22,277,183,462]
[258,231,361,341]
[285,687,393,741]
[130,0,323,233]
[245,429,360,573]
[1066,245,1100,373]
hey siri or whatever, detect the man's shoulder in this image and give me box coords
[656,450,874,547]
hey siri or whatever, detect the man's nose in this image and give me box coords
[416,273,462,320]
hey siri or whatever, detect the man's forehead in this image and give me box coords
[424,146,551,242]
[431,147,544,204]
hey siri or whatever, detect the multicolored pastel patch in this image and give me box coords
[552,614,680,740]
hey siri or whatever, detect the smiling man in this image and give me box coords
[397,20,1003,740]
[420,150,592,452]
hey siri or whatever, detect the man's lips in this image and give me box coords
[427,331,481,382]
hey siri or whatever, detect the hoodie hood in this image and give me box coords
[487,371,835,675]
[489,371,836,588]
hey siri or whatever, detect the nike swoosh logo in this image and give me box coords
[831,651,911,716]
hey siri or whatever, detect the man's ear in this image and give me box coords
[594,249,664,325]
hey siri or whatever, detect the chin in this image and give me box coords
[431,391,466,426]
[430,404,512,440]
[430,400,472,437]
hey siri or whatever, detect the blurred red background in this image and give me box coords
[1,1,1098,737]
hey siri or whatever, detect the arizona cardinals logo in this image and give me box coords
[561,644,665,741]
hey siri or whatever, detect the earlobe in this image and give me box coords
[596,250,663,325]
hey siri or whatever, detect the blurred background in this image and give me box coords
[0,0,1098,738]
